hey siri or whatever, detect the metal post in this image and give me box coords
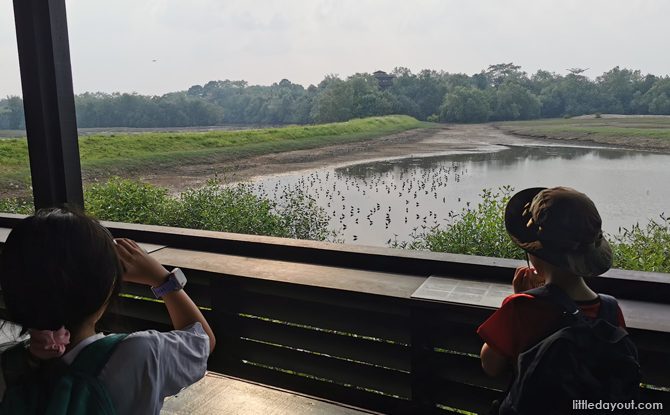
[13,0,84,210]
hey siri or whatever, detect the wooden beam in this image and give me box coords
[13,0,84,210]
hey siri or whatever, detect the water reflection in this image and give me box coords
[340,145,639,179]
[251,145,670,246]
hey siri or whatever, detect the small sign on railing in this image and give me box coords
[412,276,512,308]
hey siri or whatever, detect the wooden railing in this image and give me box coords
[1,214,669,414]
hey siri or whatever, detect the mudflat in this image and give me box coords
[140,124,616,193]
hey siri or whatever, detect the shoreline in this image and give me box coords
[494,124,670,155]
[142,123,663,193]
[2,123,665,198]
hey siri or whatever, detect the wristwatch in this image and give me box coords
[151,268,187,298]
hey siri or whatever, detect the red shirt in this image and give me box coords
[477,294,626,359]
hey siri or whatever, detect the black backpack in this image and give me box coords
[497,284,641,415]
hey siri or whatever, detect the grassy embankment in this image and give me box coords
[0,115,427,190]
[496,116,670,150]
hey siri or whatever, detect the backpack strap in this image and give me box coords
[69,334,128,376]
[525,285,621,326]
[1,341,33,386]
[524,284,582,318]
[597,294,620,326]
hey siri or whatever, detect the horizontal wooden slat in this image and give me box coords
[225,313,411,372]
[214,284,411,344]
[617,299,670,333]
[419,322,484,356]
[110,296,172,325]
[237,276,412,318]
[413,300,494,327]
[628,328,670,354]
[121,280,212,309]
[226,338,412,399]
[428,351,510,392]
[98,313,172,333]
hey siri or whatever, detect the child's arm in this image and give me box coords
[115,238,216,353]
[480,343,510,377]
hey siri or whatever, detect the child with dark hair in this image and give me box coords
[0,207,215,414]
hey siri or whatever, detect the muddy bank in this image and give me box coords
[142,124,612,193]
[2,124,651,199]
[495,124,670,154]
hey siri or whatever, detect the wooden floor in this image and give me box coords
[161,372,375,415]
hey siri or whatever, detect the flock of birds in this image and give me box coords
[251,159,470,245]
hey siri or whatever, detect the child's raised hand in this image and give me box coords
[114,238,169,287]
[512,266,546,293]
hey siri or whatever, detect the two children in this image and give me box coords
[0,207,215,414]
[0,187,635,413]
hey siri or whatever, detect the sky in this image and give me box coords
[1,0,669,96]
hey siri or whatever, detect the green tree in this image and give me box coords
[492,82,541,121]
[310,76,354,123]
[2,96,25,130]
[596,67,643,114]
[439,86,489,123]
[633,78,670,115]
[347,74,395,118]
[485,63,526,87]
[389,68,447,120]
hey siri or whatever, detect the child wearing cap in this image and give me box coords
[477,186,626,377]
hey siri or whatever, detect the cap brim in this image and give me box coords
[504,187,546,250]
[562,238,613,277]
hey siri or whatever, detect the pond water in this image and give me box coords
[250,144,670,246]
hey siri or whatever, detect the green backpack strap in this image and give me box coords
[69,333,128,375]
[44,333,128,415]
[1,334,128,415]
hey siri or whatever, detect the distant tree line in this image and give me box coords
[2,63,670,129]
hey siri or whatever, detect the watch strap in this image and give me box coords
[151,268,186,298]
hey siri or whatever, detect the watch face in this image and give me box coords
[172,268,187,287]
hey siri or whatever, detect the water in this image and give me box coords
[249,145,670,246]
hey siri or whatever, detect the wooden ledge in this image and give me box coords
[150,247,426,299]
[161,372,376,415]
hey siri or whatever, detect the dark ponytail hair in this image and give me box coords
[0,207,122,332]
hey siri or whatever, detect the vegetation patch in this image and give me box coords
[0,115,424,191]
[393,187,670,273]
[0,177,328,241]
[83,177,336,241]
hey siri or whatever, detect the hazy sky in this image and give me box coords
[1,0,669,96]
